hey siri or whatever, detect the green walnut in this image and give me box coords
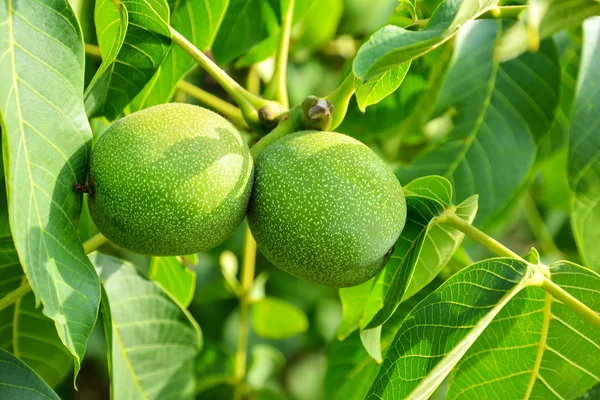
[88,103,253,256]
[248,131,406,287]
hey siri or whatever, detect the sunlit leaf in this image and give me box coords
[0,0,100,379]
[496,0,600,62]
[92,253,202,399]
[568,17,600,273]
[447,261,600,398]
[0,349,60,400]
[85,0,171,119]
[368,258,532,399]
[353,0,498,80]
[251,296,308,339]
[355,63,411,112]
[149,256,196,308]
[368,258,600,399]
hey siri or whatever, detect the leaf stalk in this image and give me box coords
[441,210,524,261]
[83,233,108,254]
[537,276,600,330]
[325,73,356,131]
[177,80,249,130]
[234,225,257,400]
[169,27,284,130]
[0,281,31,312]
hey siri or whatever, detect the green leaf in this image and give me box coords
[568,17,600,273]
[0,224,72,390]
[337,279,374,340]
[0,348,60,400]
[447,261,600,398]
[398,20,561,226]
[368,258,600,398]
[130,0,229,111]
[538,30,582,158]
[355,62,411,112]
[149,256,196,308]
[0,0,100,380]
[212,0,279,65]
[368,258,532,399]
[1,290,73,389]
[402,194,478,301]
[496,0,600,62]
[85,0,171,120]
[92,253,202,399]
[251,296,308,339]
[353,0,498,80]
[360,326,382,363]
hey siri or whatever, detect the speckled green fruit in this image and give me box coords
[248,131,406,287]
[88,103,254,256]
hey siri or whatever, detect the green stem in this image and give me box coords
[234,225,257,400]
[0,281,31,312]
[538,276,600,330]
[264,0,295,108]
[177,81,248,130]
[83,233,108,254]
[442,210,524,261]
[169,27,280,129]
[84,43,102,58]
[250,111,297,159]
[479,5,527,19]
[325,73,356,131]
[521,193,562,258]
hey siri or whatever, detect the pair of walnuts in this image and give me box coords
[87,103,406,287]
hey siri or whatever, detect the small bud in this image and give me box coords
[300,96,334,131]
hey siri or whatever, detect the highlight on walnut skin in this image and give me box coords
[0,1,598,399]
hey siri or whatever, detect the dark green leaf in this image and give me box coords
[353,0,498,80]
[212,0,279,65]
[538,29,582,158]
[0,290,72,389]
[85,0,171,119]
[568,17,600,273]
[130,0,228,110]
[0,348,60,400]
[0,0,100,379]
[398,20,560,226]
[92,253,202,399]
